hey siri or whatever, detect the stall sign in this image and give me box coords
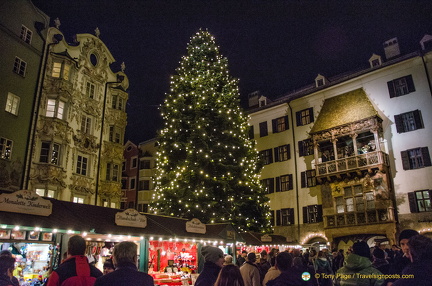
[261,234,272,242]
[115,208,147,228]
[186,218,206,234]
[0,190,52,216]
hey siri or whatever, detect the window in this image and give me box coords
[395,110,424,133]
[140,160,151,169]
[401,147,431,170]
[274,144,290,162]
[276,174,293,192]
[130,178,136,189]
[109,126,123,144]
[35,188,55,198]
[73,196,84,204]
[272,116,289,133]
[275,208,294,226]
[76,155,88,176]
[248,125,254,140]
[296,108,314,126]
[298,139,314,156]
[387,75,415,98]
[86,82,96,99]
[259,149,273,165]
[259,121,268,137]
[112,94,125,111]
[137,203,149,212]
[303,205,323,223]
[140,180,150,190]
[336,184,376,214]
[81,115,92,134]
[408,190,432,213]
[301,169,317,188]
[0,138,13,160]
[261,178,274,194]
[121,178,127,189]
[13,57,27,76]
[5,92,20,115]
[46,98,65,119]
[20,25,33,44]
[106,163,120,181]
[39,141,61,165]
[131,157,138,169]
[51,61,71,80]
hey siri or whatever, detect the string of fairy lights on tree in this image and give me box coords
[149,29,272,233]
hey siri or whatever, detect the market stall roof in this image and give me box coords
[240,232,288,246]
[0,197,241,242]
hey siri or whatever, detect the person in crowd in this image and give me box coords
[223,255,233,266]
[267,252,313,286]
[0,251,18,286]
[335,241,384,286]
[292,257,317,286]
[102,259,115,275]
[47,235,103,286]
[385,229,419,286]
[303,249,310,265]
[0,255,17,286]
[214,264,245,286]
[333,249,344,272]
[372,248,389,275]
[237,250,247,267]
[257,250,271,283]
[392,234,432,286]
[240,252,261,286]
[308,249,317,266]
[313,251,332,286]
[194,245,224,286]
[94,241,153,286]
[263,256,281,286]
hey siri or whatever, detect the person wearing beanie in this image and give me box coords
[195,246,224,286]
[335,241,384,286]
[372,248,389,275]
[240,253,260,286]
[223,255,233,266]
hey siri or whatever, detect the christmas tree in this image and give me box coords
[150,29,271,232]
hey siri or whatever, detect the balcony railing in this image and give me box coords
[325,208,394,228]
[316,151,389,177]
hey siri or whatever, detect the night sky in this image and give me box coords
[31,0,432,144]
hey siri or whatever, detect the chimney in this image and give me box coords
[383,37,400,59]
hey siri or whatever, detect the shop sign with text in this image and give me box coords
[186,218,206,234]
[261,234,272,242]
[0,190,52,216]
[115,208,147,228]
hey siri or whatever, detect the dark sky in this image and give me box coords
[31,0,432,143]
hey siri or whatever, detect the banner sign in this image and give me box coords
[186,218,206,234]
[261,234,272,242]
[115,208,147,228]
[0,190,52,216]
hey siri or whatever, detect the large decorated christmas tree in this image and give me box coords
[150,29,271,232]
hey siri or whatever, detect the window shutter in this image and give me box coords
[298,141,304,156]
[301,171,306,188]
[401,151,410,170]
[408,192,418,213]
[274,147,279,162]
[308,108,314,123]
[276,177,280,192]
[296,111,302,126]
[421,147,431,167]
[248,125,254,139]
[303,207,308,223]
[287,144,291,160]
[387,81,396,98]
[289,208,295,225]
[394,114,404,133]
[272,119,277,133]
[288,174,293,190]
[317,205,323,222]
[269,150,273,164]
[406,75,416,92]
[269,178,274,194]
[284,116,289,129]
[413,110,424,129]
[276,210,281,226]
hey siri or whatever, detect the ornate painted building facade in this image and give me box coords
[27,23,129,207]
[248,36,432,249]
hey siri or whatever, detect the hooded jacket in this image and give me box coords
[335,254,384,286]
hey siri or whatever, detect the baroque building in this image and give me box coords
[0,1,49,192]
[248,36,432,249]
[27,22,129,207]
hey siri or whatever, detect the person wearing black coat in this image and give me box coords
[195,246,225,286]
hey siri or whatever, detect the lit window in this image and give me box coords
[13,57,27,77]
[277,174,292,192]
[274,145,290,162]
[35,188,55,198]
[46,99,65,119]
[73,196,84,204]
[303,205,322,223]
[387,75,415,98]
[0,137,13,160]
[5,92,20,115]
[20,25,32,44]
[39,141,61,165]
[272,116,288,133]
[296,108,314,126]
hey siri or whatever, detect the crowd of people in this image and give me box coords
[0,230,431,286]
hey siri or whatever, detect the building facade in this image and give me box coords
[121,140,139,209]
[0,0,49,192]
[26,23,129,207]
[248,36,432,249]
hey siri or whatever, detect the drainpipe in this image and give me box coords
[94,75,124,205]
[23,24,63,190]
[287,101,301,243]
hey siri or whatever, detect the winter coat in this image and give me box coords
[266,269,314,286]
[240,261,261,286]
[94,262,154,286]
[372,258,390,275]
[314,257,332,274]
[0,274,16,286]
[195,261,221,286]
[392,258,432,286]
[263,266,281,286]
[335,254,384,286]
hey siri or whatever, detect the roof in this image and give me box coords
[309,88,378,134]
[0,198,241,242]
